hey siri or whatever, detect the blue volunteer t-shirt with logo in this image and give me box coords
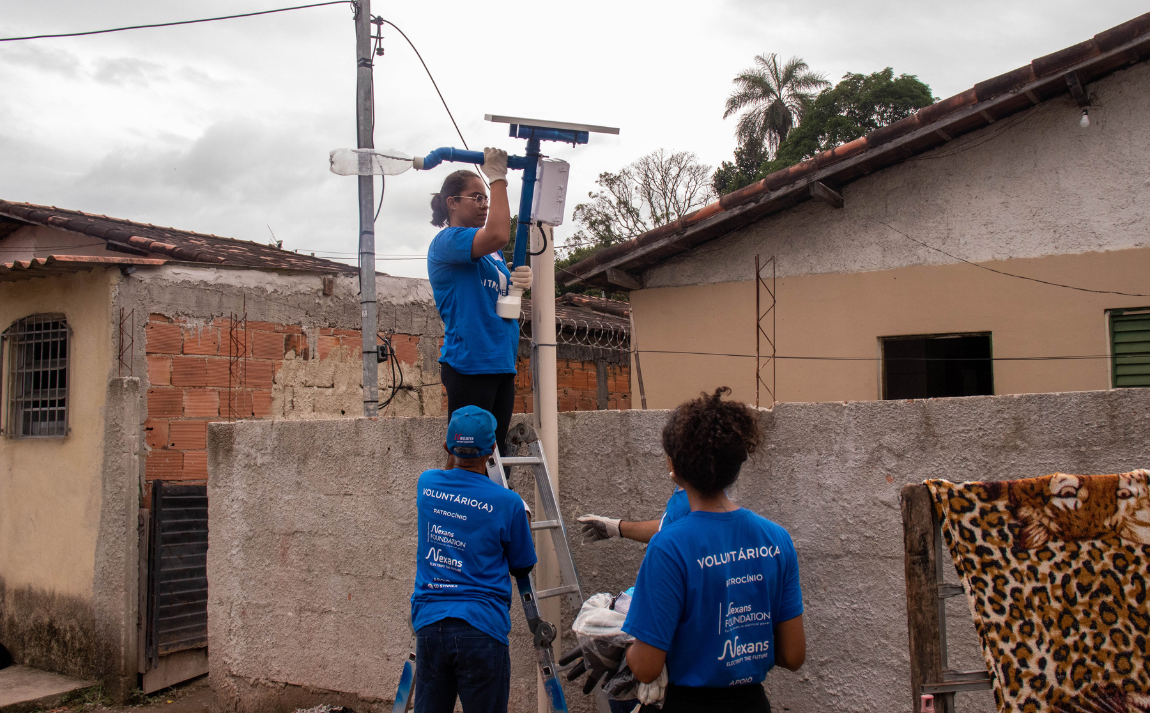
[427,226,519,375]
[411,467,537,644]
[623,509,803,687]
[659,487,690,531]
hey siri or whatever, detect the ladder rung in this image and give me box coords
[501,456,543,466]
[536,584,581,600]
[530,520,560,531]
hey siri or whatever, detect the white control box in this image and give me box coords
[530,158,570,226]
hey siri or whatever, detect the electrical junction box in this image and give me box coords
[530,158,570,226]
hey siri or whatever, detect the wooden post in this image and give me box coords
[901,484,951,713]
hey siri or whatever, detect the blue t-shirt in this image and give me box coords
[623,509,803,687]
[427,227,519,375]
[659,487,690,531]
[411,467,537,644]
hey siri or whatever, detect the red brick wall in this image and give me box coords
[510,358,631,413]
[144,313,420,488]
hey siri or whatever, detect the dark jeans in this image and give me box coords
[640,683,771,713]
[415,618,510,713]
[441,362,516,458]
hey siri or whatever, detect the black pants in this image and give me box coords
[441,362,516,459]
[640,683,771,713]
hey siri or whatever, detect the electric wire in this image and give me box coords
[874,220,1150,298]
[374,18,469,155]
[626,349,1148,362]
[0,1,350,42]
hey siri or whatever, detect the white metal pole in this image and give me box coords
[354,0,379,417]
[530,224,559,713]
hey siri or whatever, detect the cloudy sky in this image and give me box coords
[0,1,1144,278]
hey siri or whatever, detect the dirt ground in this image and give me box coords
[41,675,210,713]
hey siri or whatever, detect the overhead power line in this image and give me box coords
[874,220,1150,298]
[629,349,1146,362]
[0,1,350,42]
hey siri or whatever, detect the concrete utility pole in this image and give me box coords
[530,225,560,713]
[354,0,379,417]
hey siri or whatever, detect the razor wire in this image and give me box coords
[519,313,632,360]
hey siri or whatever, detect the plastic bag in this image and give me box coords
[571,593,633,673]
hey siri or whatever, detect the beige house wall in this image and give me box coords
[626,60,1150,409]
[630,245,1150,408]
[0,269,114,597]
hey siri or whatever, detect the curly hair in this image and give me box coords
[430,170,481,227]
[661,387,762,496]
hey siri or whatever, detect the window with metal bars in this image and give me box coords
[2,314,70,437]
[1110,308,1150,388]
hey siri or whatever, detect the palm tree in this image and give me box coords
[723,54,830,155]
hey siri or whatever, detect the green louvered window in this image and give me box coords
[1111,309,1150,388]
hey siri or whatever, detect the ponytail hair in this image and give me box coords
[431,170,481,227]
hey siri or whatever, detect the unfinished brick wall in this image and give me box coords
[144,314,427,486]
[511,358,631,414]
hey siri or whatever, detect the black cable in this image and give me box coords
[375,18,467,152]
[528,221,548,257]
[0,1,349,42]
[626,348,1149,362]
[374,174,385,222]
[372,16,485,186]
[875,220,1150,298]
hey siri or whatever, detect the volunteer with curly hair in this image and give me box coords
[622,388,806,713]
[427,148,531,464]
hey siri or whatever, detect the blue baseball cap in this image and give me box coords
[446,405,497,457]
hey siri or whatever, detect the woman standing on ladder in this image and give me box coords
[427,147,532,465]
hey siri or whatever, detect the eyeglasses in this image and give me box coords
[450,193,489,206]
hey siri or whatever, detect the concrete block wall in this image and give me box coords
[208,388,1150,713]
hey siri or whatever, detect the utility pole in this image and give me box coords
[354,0,378,417]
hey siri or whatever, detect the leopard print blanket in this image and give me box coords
[927,470,1150,713]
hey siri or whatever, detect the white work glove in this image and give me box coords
[480,147,508,185]
[510,265,532,291]
[578,514,621,541]
[637,666,667,706]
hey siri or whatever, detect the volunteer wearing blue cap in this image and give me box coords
[623,388,805,713]
[427,149,531,467]
[411,405,537,713]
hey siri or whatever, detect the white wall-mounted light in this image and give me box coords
[1080,108,1090,128]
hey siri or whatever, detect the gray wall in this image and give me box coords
[643,60,1150,289]
[207,388,1150,713]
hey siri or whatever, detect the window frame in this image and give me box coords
[1108,307,1150,389]
[2,313,71,439]
[879,331,995,401]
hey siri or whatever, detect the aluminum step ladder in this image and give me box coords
[487,422,586,713]
[488,422,584,606]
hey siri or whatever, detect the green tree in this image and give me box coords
[556,149,715,297]
[723,54,829,156]
[714,68,935,194]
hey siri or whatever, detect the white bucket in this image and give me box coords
[496,288,523,320]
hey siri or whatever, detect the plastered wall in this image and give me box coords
[0,270,113,598]
[207,387,1150,713]
[628,60,1150,409]
[0,271,140,686]
[630,246,1150,408]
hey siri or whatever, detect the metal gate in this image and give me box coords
[145,481,208,668]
